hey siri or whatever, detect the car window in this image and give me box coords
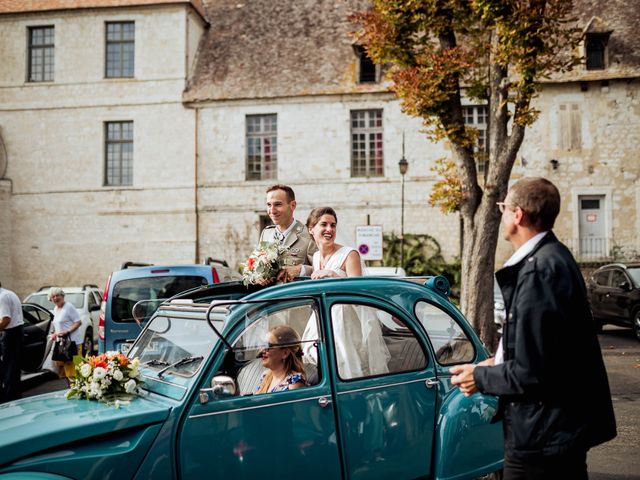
[594,270,609,286]
[610,270,628,288]
[21,305,50,330]
[24,293,53,310]
[88,292,98,309]
[415,301,475,365]
[111,276,207,322]
[64,293,84,309]
[627,268,640,287]
[330,303,426,381]
[230,300,320,395]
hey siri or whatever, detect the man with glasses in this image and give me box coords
[451,177,616,479]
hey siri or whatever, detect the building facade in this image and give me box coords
[0,0,639,298]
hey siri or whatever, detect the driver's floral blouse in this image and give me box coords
[256,372,305,393]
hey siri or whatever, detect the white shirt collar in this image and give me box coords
[503,231,549,267]
[276,219,297,238]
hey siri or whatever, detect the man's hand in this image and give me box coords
[450,364,478,397]
[276,265,302,283]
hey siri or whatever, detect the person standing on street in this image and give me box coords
[450,177,616,480]
[259,184,317,283]
[0,282,24,403]
[49,288,82,380]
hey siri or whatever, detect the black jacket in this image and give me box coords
[474,232,616,460]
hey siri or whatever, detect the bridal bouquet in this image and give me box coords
[66,352,143,406]
[242,241,289,285]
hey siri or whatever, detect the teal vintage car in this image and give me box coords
[0,277,503,479]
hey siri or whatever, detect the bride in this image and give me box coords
[308,207,362,279]
[303,207,390,378]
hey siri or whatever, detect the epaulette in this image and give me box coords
[264,225,276,229]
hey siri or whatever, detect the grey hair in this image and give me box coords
[47,287,65,301]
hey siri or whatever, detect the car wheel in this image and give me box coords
[83,328,94,356]
[633,309,640,343]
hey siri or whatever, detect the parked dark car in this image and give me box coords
[20,303,55,373]
[587,263,640,340]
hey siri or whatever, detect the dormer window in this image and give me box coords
[585,33,609,70]
[354,45,378,83]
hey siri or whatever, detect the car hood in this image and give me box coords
[0,390,172,466]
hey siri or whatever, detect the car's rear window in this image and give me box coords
[627,268,640,287]
[111,276,208,322]
[25,292,84,310]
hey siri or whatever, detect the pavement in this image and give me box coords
[588,326,640,480]
[18,325,640,479]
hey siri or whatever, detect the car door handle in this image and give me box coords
[425,378,438,389]
[318,396,332,408]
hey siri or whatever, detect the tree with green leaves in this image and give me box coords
[352,0,579,348]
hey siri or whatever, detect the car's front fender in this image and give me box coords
[433,379,504,480]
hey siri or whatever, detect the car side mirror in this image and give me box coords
[619,281,631,291]
[199,375,237,404]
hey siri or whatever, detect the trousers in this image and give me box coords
[504,450,588,480]
[0,325,23,403]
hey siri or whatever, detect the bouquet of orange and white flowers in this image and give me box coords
[66,352,143,406]
[241,241,289,285]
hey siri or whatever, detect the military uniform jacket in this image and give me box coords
[474,232,616,460]
[259,220,317,269]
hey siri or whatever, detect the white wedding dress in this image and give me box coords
[302,247,390,378]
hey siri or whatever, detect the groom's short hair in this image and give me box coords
[266,184,295,202]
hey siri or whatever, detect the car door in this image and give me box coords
[20,304,53,372]
[327,298,437,480]
[589,270,610,318]
[608,269,633,321]
[88,291,102,341]
[178,299,343,479]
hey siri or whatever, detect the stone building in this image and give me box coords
[0,0,639,298]
[0,0,207,296]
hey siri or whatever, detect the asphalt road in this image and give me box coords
[588,326,640,480]
[20,325,640,479]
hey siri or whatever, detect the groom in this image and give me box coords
[259,184,316,282]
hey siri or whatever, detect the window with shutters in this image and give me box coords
[558,104,582,151]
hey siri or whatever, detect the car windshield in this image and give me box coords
[112,276,208,322]
[129,314,222,380]
[627,267,640,287]
[25,292,84,310]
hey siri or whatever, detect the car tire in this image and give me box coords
[632,309,640,343]
[83,328,94,356]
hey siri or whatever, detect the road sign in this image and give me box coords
[356,225,383,261]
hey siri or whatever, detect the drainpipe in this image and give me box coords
[194,107,200,264]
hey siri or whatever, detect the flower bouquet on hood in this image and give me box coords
[66,352,143,406]
[241,241,289,285]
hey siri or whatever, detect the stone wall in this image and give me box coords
[0,5,203,297]
[195,95,462,269]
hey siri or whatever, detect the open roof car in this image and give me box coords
[0,277,503,480]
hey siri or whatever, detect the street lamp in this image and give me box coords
[398,133,409,269]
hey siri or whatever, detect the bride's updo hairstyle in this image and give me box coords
[306,207,337,230]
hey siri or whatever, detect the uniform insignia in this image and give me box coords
[290,248,300,256]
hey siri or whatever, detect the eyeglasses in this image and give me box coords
[496,201,513,213]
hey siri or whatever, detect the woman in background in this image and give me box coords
[49,287,82,380]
